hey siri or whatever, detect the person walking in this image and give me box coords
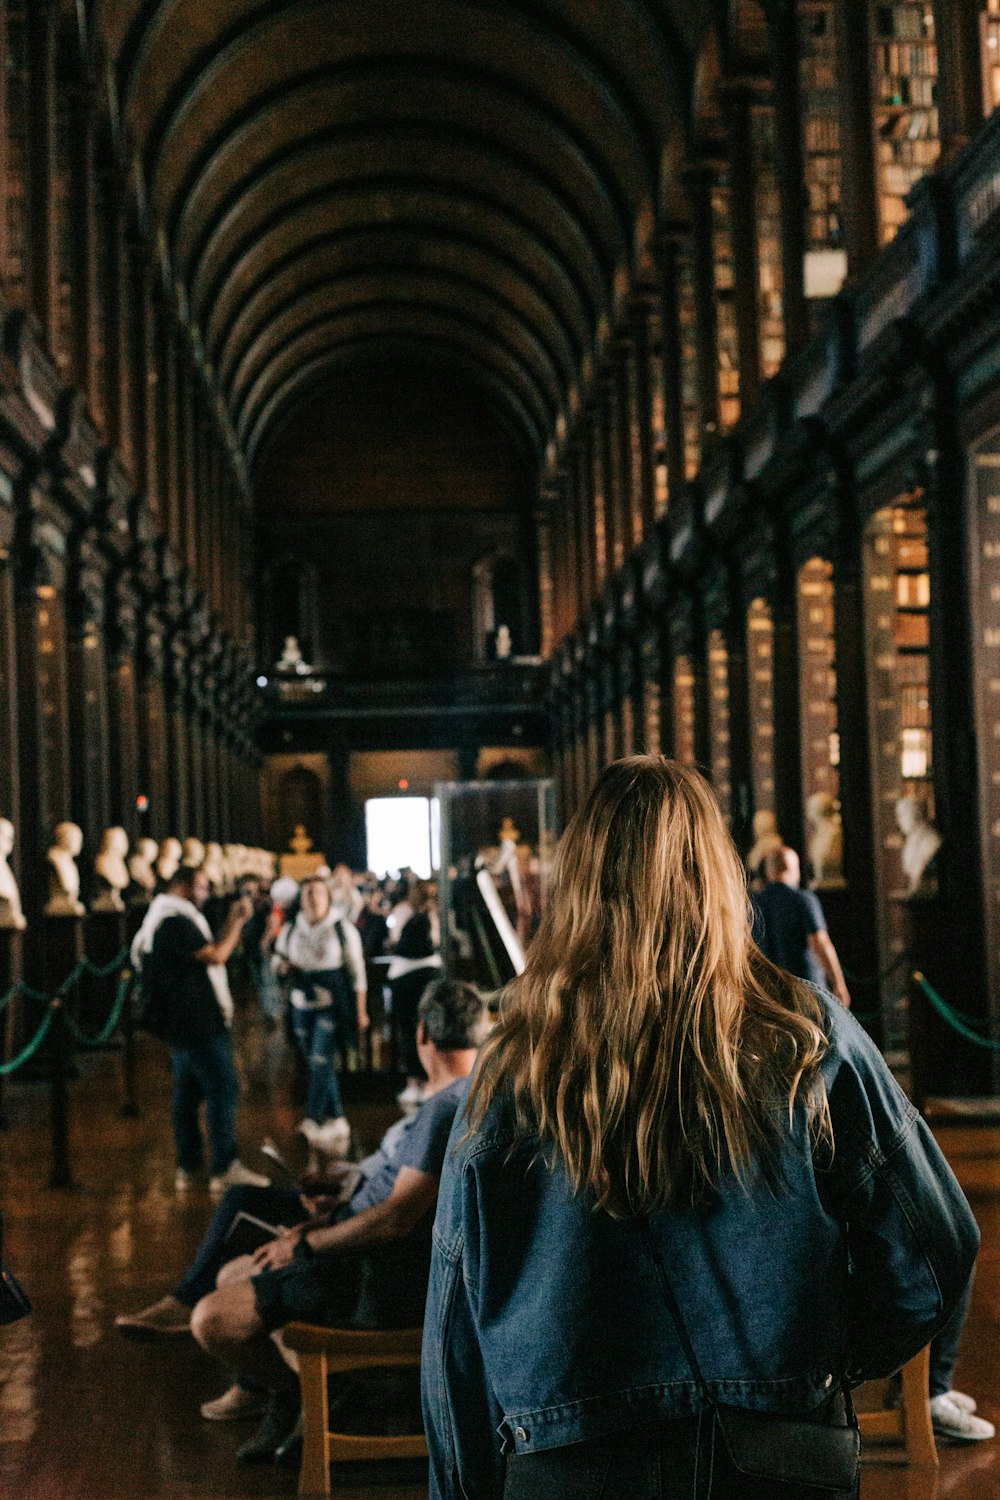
[751,844,852,1009]
[422,757,979,1499]
[387,879,442,1109]
[132,865,269,1195]
[273,873,368,1153]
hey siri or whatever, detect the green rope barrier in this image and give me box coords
[915,974,1000,1051]
[0,1004,55,1076]
[80,948,130,980]
[0,980,52,1014]
[63,972,131,1049]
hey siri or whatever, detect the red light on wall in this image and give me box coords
[398,779,410,790]
[136,794,149,813]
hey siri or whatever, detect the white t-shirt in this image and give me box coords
[274,910,366,1010]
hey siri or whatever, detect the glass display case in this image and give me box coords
[436,778,557,989]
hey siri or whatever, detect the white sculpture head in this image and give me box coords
[55,821,83,857]
[805,792,838,827]
[137,837,159,862]
[895,796,919,836]
[100,826,129,857]
[0,818,14,858]
[752,809,779,841]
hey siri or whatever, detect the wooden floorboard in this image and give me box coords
[1,1017,998,1499]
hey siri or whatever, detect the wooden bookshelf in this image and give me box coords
[751,104,786,381]
[981,0,1000,113]
[747,597,776,814]
[707,630,732,821]
[673,654,698,767]
[799,0,845,306]
[711,173,741,430]
[969,441,1000,1026]
[871,1,940,244]
[797,556,840,804]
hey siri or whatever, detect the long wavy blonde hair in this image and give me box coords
[467,756,831,1215]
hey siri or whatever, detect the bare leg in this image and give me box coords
[191,1283,297,1391]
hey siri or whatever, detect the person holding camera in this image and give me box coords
[131,864,269,1196]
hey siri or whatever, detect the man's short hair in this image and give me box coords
[170,862,205,888]
[417,977,484,1051]
[764,845,796,881]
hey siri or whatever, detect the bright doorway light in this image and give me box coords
[365,797,433,879]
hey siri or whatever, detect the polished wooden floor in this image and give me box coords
[1,1018,998,1499]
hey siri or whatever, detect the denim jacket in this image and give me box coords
[421,995,979,1500]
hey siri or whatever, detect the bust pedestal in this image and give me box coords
[82,909,128,1045]
[0,926,25,1126]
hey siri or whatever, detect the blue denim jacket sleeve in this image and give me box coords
[422,1102,506,1500]
[818,1000,980,1380]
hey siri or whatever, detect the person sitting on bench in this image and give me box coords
[189,976,483,1463]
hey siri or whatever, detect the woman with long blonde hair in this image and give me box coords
[422,757,978,1499]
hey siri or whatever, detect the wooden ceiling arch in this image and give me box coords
[97,0,701,473]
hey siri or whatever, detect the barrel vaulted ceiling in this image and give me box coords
[96,1,711,472]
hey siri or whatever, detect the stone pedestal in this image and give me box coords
[81,911,128,1044]
[0,927,25,1125]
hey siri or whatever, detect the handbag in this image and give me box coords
[641,1225,860,1499]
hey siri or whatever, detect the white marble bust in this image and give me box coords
[156,837,182,885]
[0,818,26,930]
[128,837,159,903]
[203,841,226,894]
[181,837,206,869]
[93,826,130,913]
[806,792,843,888]
[45,821,85,917]
[896,796,941,897]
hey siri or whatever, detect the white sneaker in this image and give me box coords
[209,1160,270,1195]
[174,1168,199,1192]
[201,1383,268,1422]
[945,1389,978,1414]
[310,1116,351,1155]
[297,1119,320,1144]
[930,1393,995,1442]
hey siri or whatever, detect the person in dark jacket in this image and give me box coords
[388,879,442,1108]
[422,757,980,1499]
[751,844,851,1008]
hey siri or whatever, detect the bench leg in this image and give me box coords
[297,1349,332,1498]
[901,1348,939,1469]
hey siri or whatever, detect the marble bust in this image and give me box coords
[127,837,159,904]
[45,821,85,917]
[181,837,206,869]
[203,841,226,894]
[0,818,27,930]
[806,791,844,888]
[93,827,130,913]
[156,837,182,886]
[896,796,941,897]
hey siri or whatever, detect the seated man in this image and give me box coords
[189,976,483,1462]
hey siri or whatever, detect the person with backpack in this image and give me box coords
[131,865,268,1196]
[273,874,368,1155]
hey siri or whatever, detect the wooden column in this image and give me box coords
[770,550,806,862]
[137,611,169,841]
[652,229,688,506]
[26,0,58,355]
[106,576,141,844]
[762,0,810,351]
[598,368,624,578]
[66,543,111,854]
[833,0,880,273]
[932,0,985,160]
[137,258,160,522]
[187,654,207,839]
[0,501,21,842]
[683,163,723,444]
[165,633,191,839]
[722,82,764,414]
[625,297,657,544]
[71,75,103,429]
[570,435,593,619]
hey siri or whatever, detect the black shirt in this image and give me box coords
[751,882,828,988]
[149,914,227,1048]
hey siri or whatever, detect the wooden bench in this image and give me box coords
[283,1322,428,1498]
[856,1347,938,1468]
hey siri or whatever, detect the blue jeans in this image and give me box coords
[174,1184,307,1307]
[170,1033,240,1176]
[246,951,283,1021]
[929,1274,974,1397]
[291,1006,344,1124]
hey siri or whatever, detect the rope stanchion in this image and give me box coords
[0,1004,55,1076]
[64,971,131,1049]
[914,973,1000,1051]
